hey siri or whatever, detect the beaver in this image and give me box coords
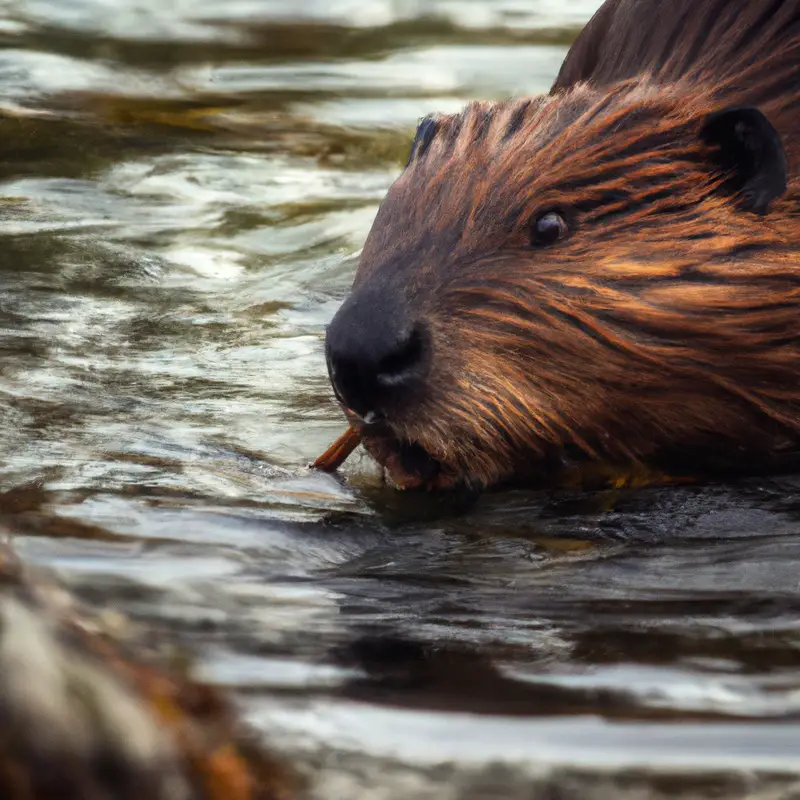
[322,0,800,491]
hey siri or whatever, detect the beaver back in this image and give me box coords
[554,0,800,179]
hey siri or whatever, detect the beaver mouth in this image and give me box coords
[348,417,452,490]
[362,433,441,489]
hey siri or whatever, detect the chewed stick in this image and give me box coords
[311,426,361,472]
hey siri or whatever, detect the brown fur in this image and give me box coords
[339,0,800,490]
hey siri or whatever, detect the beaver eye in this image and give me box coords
[531,211,568,247]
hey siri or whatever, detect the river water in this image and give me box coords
[2,1,800,798]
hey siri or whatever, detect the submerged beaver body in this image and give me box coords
[325,0,800,491]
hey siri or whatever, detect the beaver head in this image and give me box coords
[324,81,799,490]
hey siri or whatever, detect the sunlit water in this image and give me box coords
[2,1,800,797]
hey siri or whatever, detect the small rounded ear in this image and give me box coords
[699,106,788,215]
[406,115,440,167]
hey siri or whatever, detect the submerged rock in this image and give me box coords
[0,544,296,800]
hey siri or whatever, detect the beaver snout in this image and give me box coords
[325,290,429,423]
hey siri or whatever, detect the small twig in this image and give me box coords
[310,426,361,472]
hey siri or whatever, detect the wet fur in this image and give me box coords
[349,0,800,489]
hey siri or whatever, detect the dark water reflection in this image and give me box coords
[2,0,800,797]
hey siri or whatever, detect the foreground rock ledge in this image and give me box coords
[0,544,296,800]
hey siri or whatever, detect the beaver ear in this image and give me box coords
[699,107,788,215]
[407,115,440,167]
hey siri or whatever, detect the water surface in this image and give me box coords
[2,1,800,797]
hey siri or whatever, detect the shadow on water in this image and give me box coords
[1,0,800,797]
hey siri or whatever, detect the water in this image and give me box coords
[2,1,800,797]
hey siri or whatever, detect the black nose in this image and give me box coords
[325,291,428,420]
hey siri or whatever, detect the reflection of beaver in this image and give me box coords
[323,0,800,491]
